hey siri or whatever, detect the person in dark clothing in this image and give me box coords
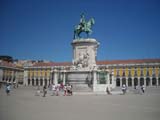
[42,85,47,97]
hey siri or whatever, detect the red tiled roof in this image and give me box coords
[96,59,160,65]
[32,59,160,67]
[53,62,72,66]
[33,62,55,67]
[0,61,16,68]
[33,62,72,67]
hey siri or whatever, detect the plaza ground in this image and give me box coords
[0,86,160,120]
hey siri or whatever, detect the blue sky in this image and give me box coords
[0,0,160,62]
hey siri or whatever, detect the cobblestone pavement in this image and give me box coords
[0,86,160,120]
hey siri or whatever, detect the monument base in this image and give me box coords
[68,38,99,92]
[66,70,93,92]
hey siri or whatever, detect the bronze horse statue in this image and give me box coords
[74,17,95,39]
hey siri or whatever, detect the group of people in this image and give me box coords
[106,84,146,95]
[36,83,73,97]
[0,83,12,95]
[121,84,146,95]
[50,83,73,96]
[134,85,145,94]
[0,82,19,96]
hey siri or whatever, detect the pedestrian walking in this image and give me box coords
[63,85,67,96]
[106,86,112,95]
[122,84,126,95]
[55,84,60,96]
[134,85,140,94]
[141,85,145,93]
[42,85,47,97]
[51,84,56,96]
[67,84,72,96]
[5,84,11,95]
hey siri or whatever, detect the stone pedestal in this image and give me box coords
[66,38,99,91]
[67,70,91,84]
[66,70,93,91]
[71,38,99,71]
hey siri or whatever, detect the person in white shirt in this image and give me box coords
[56,84,60,96]
[106,85,112,95]
[122,84,126,95]
[51,84,56,96]
[141,85,145,93]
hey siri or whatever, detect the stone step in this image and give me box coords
[72,84,93,92]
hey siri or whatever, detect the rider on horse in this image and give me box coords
[79,13,86,30]
[74,13,95,39]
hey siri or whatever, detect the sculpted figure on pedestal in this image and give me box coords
[72,51,90,70]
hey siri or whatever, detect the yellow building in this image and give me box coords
[24,59,160,88]
[0,61,24,85]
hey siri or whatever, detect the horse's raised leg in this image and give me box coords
[78,32,81,39]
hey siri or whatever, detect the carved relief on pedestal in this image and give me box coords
[72,50,90,70]
[71,39,99,71]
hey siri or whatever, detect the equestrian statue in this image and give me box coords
[74,13,95,39]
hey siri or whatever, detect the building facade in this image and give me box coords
[0,60,24,85]
[99,59,160,88]
[23,59,160,89]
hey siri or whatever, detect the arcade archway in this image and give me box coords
[116,78,120,87]
[140,78,144,86]
[122,78,126,85]
[146,78,150,86]
[32,79,34,86]
[128,78,132,86]
[28,79,30,85]
[134,78,138,87]
[40,79,43,86]
[36,79,38,86]
[45,79,47,86]
[152,78,157,86]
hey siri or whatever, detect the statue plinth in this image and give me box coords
[65,38,99,91]
[71,38,99,71]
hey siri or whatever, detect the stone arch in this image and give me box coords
[13,77,15,82]
[40,79,43,86]
[28,79,30,85]
[48,79,51,85]
[9,78,11,82]
[116,78,120,87]
[152,77,157,86]
[146,77,150,86]
[36,79,38,86]
[140,78,144,86]
[128,78,132,87]
[122,78,126,85]
[134,78,138,87]
[45,79,47,86]
[32,79,34,86]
